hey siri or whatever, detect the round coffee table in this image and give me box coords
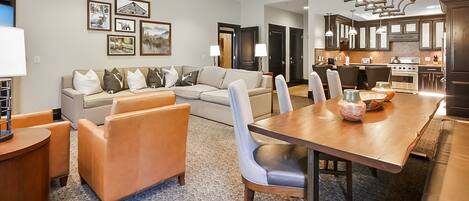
[0,128,51,201]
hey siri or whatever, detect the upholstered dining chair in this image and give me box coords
[229,80,307,200]
[312,65,333,97]
[275,75,293,114]
[250,79,352,200]
[365,66,391,89]
[309,72,327,103]
[327,69,343,99]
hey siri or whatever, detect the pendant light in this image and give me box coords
[349,10,357,36]
[325,13,334,37]
[376,18,387,34]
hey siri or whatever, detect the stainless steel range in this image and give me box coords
[388,57,420,94]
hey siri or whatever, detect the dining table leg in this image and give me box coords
[307,148,320,201]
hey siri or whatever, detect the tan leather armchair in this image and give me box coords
[78,91,191,201]
[5,111,71,187]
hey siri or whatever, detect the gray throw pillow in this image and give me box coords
[103,68,124,94]
[147,68,165,88]
[177,71,199,86]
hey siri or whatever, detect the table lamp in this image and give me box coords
[210,45,220,66]
[255,44,267,71]
[0,27,27,142]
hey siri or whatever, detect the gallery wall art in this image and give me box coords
[107,35,136,56]
[88,1,112,31]
[140,20,172,56]
[115,18,136,33]
[115,0,150,18]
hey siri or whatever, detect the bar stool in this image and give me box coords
[338,66,360,90]
[365,66,391,89]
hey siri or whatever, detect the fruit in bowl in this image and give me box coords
[339,90,366,122]
[360,91,387,111]
[372,82,395,101]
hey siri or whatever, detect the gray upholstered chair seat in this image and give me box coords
[254,144,307,188]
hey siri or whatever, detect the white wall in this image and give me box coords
[264,6,304,81]
[15,0,241,113]
[307,0,326,78]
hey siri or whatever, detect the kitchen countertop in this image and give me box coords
[418,64,443,67]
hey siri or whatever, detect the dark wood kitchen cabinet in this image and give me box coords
[442,0,469,117]
[419,66,445,94]
[325,15,356,51]
[420,18,445,50]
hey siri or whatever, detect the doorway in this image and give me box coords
[268,24,286,80]
[219,32,233,69]
[289,27,304,84]
[218,23,240,69]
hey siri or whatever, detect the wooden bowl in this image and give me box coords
[360,91,387,111]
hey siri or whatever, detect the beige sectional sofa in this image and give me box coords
[61,66,272,128]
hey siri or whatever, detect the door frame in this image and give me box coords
[218,22,241,69]
[268,24,286,78]
[289,27,304,85]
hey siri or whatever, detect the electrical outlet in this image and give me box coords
[425,57,431,62]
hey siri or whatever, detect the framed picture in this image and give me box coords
[87,0,112,31]
[115,18,135,33]
[115,0,150,18]
[107,35,136,56]
[140,20,172,56]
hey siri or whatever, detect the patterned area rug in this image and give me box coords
[50,95,441,201]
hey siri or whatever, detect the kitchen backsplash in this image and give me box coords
[315,42,442,65]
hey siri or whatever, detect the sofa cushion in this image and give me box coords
[200,88,272,106]
[221,69,262,89]
[84,90,133,108]
[174,84,218,99]
[199,90,230,106]
[130,87,174,94]
[103,68,125,94]
[198,66,227,88]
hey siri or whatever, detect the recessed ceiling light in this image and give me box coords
[303,6,309,10]
[426,5,440,9]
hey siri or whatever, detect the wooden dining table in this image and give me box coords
[248,93,442,201]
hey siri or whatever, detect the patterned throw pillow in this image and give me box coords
[162,66,179,88]
[177,71,199,86]
[147,68,165,88]
[103,68,124,94]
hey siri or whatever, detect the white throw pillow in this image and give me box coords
[73,70,103,95]
[127,69,147,91]
[162,66,179,88]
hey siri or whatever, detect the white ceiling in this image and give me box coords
[266,0,443,20]
[267,0,308,14]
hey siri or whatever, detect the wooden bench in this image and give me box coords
[422,120,469,201]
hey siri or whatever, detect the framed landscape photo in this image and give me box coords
[115,0,150,18]
[88,0,112,31]
[107,35,136,56]
[140,20,172,56]
[115,18,135,33]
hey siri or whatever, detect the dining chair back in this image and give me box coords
[337,66,360,89]
[228,80,268,186]
[327,69,343,99]
[312,65,332,85]
[309,72,326,103]
[365,66,391,89]
[275,75,293,114]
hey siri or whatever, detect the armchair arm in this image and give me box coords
[61,88,85,127]
[260,75,273,89]
[9,110,53,129]
[32,121,71,178]
[77,119,106,196]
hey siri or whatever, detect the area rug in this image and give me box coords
[50,111,437,201]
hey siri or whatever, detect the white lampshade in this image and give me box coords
[255,44,267,57]
[210,45,220,57]
[0,27,27,77]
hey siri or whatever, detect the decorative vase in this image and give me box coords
[372,82,395,101]
[339,89,366,122]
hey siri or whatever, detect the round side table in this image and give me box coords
[0,128,51,201]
